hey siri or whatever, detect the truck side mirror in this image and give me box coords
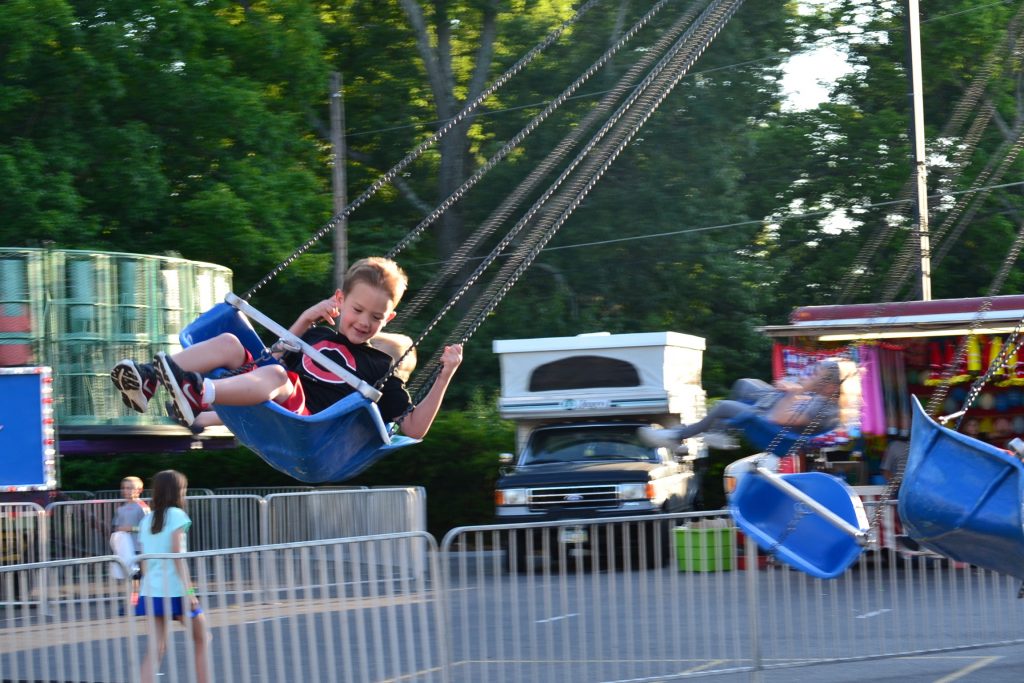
[499,452,514,465]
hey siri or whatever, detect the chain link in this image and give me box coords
[391,0,706,326]
[405,0,744,399]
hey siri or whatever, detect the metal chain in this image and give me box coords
[391,0,709,325]
[385,0,679,263]
[404,0,742,399]
[241,0,606,301]
[955,327,1024,430]
[925,216,1024,418]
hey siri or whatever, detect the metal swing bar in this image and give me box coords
[752,466,869,542]
[223,293,383,403]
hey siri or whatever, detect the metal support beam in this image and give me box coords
[906,0,931,300]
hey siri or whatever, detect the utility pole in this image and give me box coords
[906,0,931,300]
[330,72,348,290]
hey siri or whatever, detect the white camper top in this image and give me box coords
[493,331,706,420]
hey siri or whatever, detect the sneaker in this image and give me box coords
[165,400,205,435]
[638,426,685,450]
[110,360,159,413]
[154,352,207,426]
[703,431,740,450]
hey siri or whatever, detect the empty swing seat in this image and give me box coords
[180,303,418,483]
[899,395,1024,580]
[730,470,868,579]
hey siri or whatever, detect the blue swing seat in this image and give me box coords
[730,469,868,579]
[179,303,418,483]
[899,395,1024,580]
[727,410,850,455]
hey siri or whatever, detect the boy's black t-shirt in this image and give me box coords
[281,326,411,421]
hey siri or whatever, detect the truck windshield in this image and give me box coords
[522,426,658,464]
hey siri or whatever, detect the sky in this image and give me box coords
[779,0,860,111]
[780,45,853,111]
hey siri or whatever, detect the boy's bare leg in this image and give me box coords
[207,364,294,406]
[171,333,249,374]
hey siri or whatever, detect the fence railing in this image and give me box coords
[2,488,425,568]
[4,507,1024,681]
[0,533,444,683]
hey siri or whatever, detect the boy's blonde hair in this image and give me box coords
[343,257,408,305]
[371,332,417,382]
[121,476,143,490]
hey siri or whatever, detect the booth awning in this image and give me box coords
[758,294,1024,341]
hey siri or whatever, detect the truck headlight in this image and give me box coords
[619,483,652,500]
[496,488,529,506]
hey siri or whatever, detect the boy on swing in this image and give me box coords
[110,257,462,440]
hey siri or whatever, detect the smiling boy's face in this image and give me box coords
[336,281,397,345]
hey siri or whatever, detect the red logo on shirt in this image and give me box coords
[301,340,357,384]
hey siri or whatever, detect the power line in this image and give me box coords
[407,178,1024,267]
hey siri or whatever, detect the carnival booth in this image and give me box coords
[749,294,1024,562]
[759,294,1024,471]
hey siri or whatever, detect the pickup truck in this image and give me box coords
[491,332,708,570]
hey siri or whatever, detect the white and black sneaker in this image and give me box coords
[154,352,208,427]
[110,360,159,413]
[638,426,686,450]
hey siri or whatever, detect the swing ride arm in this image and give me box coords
[224,293,383,403]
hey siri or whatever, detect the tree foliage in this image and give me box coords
[3,0,1022,403]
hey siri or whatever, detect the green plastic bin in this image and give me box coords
[675,526,734,572]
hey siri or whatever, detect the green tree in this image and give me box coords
[0,0,333,321]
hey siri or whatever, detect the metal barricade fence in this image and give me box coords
[213,485,367,496]
[42,489,423,565]
[264,488,429,580]
[0,503,46,567]
[45,495,266,561]
[440,507,1024,681]
[263,487,427,544]
[185,495,264,551]
[0,503,47,607]
[92,487,215,499]
[1,556,137,682]
[441,510,743,683]
[0,533,446,683]
[6,507,1024,681]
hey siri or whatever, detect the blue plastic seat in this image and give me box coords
[179,303,418,483]
[899,396,1024,580]
[730,470,868,579]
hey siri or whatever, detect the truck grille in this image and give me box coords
[528,485,619,511]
